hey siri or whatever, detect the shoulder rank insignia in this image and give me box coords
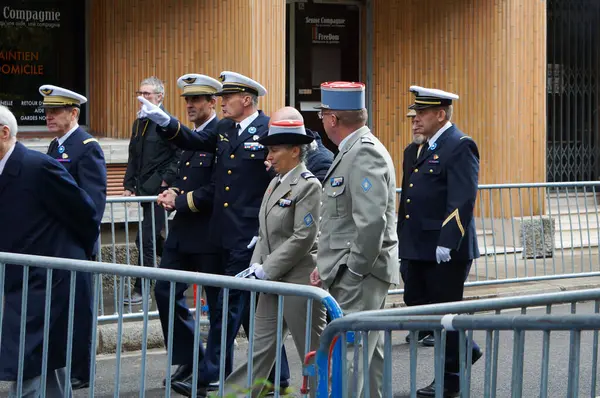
[301,171,316,180]
[83,138,98,145]
[278,198,293,207]
[361,136,374,145]
[460,135,472,141]
[330,176,344,187]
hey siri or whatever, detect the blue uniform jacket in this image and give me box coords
[157,111,273,251]
[164,117,219,254]
[397,124,480,262]
[0,142,99,380]
[305,130,334,183]
[47,127,107,254]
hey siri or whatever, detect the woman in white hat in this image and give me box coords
[223,120,326,397]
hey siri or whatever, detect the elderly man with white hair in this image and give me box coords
[0,105,99,397]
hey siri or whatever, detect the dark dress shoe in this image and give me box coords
[162,364,193,386]
[417,381,460,397]
[171,379,208,397]
[71,378,89,390]
[405,330,433,344]
[422,334,436,347]
[472,347,483,364]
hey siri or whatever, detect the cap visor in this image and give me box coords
[408,103,438,110]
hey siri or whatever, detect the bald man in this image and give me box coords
[269,107,333,183]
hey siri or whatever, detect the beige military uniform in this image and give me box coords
[317,125,400,397]
[224,163,326,398]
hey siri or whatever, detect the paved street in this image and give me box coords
[43,301,600,397]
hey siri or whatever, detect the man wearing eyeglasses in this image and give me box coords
[123,76,181,305]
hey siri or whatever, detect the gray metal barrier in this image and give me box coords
[316,313,600,398]
[392,181,600,294]
[315,287,600,397]
[0,252,342,397]
[99,181,600,317]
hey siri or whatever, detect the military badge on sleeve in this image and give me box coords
[304,213,314,226]
[361,177,372,193]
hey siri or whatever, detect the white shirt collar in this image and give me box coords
[428,121,452,147]
[279,164,301,183]
[57,124,79,146]
[195,113,216,132]
[338,128,362,151]
[236,111,259,135]
[0,142,16,176]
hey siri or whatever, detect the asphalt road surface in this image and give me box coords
[1,302,598,397]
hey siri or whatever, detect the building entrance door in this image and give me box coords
[286,1,361,153]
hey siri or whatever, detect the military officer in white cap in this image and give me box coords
[138,71,291,396]
[398,85,482,397]
[40,84,107,390]
[152,74,223,389]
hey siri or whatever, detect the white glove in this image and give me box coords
[253,263,267,280]
[435,246,451,264]
[137,96,170,127]
[247,236,259,249]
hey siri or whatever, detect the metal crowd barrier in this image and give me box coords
[98,181,600,319]
[314,287,600,397]
[0,252,343,398]
[316,314,600,398]
[392,181,600,294]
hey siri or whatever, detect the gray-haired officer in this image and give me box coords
[310,81,400,397]
[398,86,482,397]
[398,108,435,347]
[40,84,107,390]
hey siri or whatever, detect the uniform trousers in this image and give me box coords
[70,271,94,382]
[403,257,479,390]
[154,247,221,367]
[134,202,166,293]
[197,248,291,386]
[8,367,72,398]
[328,265,391,398]
[224,292,326,397]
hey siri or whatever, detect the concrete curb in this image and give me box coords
[96,280,600,354]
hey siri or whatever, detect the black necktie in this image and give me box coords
[236,123,242,136]
[47,138,58,156]
[417,141,430,162]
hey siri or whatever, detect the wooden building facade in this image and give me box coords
[11,0,600,214]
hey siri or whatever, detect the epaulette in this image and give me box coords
[83,138,98,145]
[460,136,473,141]
[301,171,316,180]
[361,136,375,145]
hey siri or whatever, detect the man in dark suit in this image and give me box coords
[138,71,291,396]
[397,86,482,397]
[0,105,99,397]
[123,76,181,305]
[40,84,107,390]
[153,74,222,388]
